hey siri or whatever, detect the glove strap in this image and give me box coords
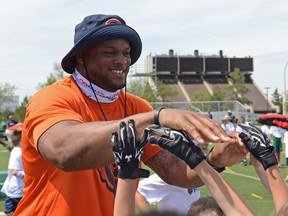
[154,107,164,125]
[206,147,226,173]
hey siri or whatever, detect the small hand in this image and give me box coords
[111,119,150,179]
[238,123,278,170]
[207,132,248,168]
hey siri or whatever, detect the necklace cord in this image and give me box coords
[84,63,107,121]
[82,62,127,120]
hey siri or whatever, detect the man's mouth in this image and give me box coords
[112,70,125,74]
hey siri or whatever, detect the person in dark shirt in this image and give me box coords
[7,114,18,128]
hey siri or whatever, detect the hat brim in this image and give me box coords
[61,24,142,73]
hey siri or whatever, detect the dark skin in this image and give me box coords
[38,38,247,188]
[77,38,131,91]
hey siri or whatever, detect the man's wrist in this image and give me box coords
[154,107,164,125]
[205,147,225,173]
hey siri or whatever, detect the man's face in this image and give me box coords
[78,38,132,92]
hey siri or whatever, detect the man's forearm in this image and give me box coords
[38,111,155,171]
[146,149,204,188]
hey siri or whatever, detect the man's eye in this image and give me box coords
[124,52,130,57]
[104,52,114,56]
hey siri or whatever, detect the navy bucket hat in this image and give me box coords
[61,14,142,73]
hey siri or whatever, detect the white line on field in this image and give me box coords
[0,150,9,153]
[224,167,260,181]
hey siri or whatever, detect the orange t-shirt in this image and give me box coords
[14,76,162,216]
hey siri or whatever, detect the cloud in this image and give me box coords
[1,0,288,102]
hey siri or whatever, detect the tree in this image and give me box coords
[127,77,177,102]
[154,79,178,102]
[227,68,251,105]
[210,87,226,101]
[190,88,211,101]
[9,63,67,122]
[37,62,67,89]
[0,82,17,112]
[271,88,282,114]
[14,95,29,122]
[189,86,226,112]
[190,85,226,103]
[191,86,226,101]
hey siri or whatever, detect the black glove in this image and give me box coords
[238,123,278,170]
[147,125,205,169]
[111,119,150,179]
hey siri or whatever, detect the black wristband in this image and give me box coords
[154,107,164,125]
[206,147,225,173]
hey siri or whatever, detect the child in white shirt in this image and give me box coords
[1,126,24,216]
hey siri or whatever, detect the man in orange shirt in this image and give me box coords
[14,14,247,215]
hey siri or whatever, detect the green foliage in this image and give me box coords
[0,83,16,112]
[190,88,211,101]
[190,86,226,107]
[14,95,30,122]
[189,69,250,107]
[227,68,251,105]
[127,77,177,102]
[155,80,177,102]
[271,88,282,113]
[37,62,67,89]
[6,62,68,122]
[0,83,20,122]
[210,86,225,101]
[2,62,67,122]
[0,95,29,123]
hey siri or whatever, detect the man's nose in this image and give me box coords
[113,54,129,65]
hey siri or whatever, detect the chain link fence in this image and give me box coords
[150,100,260,124]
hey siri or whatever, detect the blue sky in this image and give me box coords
[1,0,288,101]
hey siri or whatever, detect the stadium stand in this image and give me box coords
[131,50,276,114]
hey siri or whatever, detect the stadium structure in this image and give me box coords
[130,49,277,118]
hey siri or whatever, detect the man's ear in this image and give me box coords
[76,54,85,64]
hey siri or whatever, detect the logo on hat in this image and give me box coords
[105,18,122,25]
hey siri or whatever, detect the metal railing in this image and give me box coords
[150,100,260,124]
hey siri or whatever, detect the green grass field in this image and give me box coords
[201,165,278,216]
[140,162,283,216]
[0,145,287,215]
[0,145,10,212]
